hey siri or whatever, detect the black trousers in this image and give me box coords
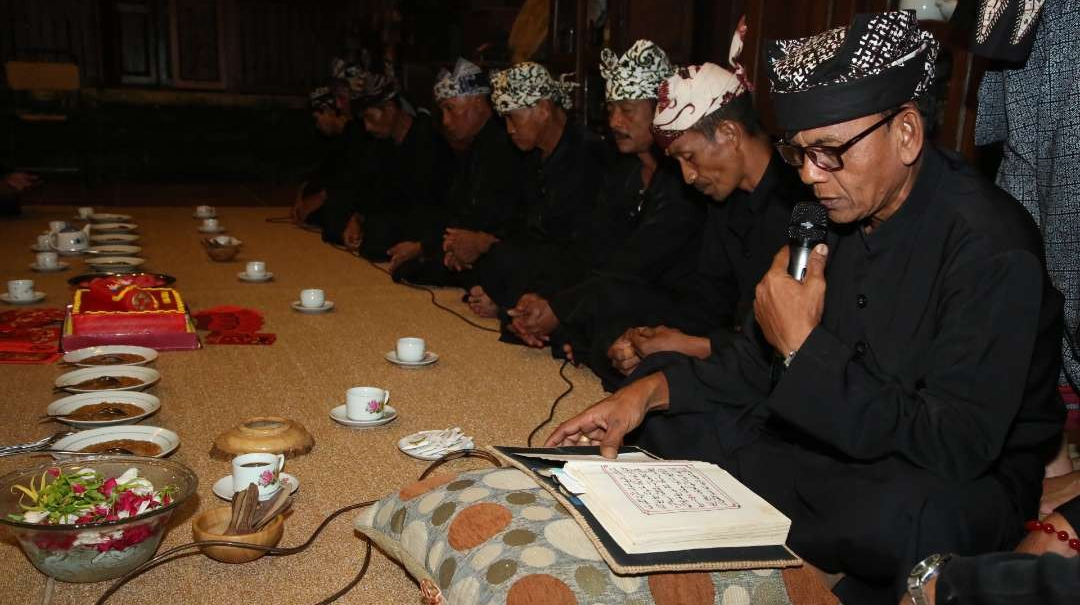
[630,412,1025,605]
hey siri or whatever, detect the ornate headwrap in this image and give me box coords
[354,71,401,109]
[599,39,674,102]
[310,86,336,111]
[330,57,367,99]
[489,62,577,114]
[433,58,492,102]
[651,18,752,148]
[766,10,939,132]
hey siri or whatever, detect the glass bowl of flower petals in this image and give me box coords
[0,456,197,582]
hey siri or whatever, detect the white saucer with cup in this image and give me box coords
[198,217,224,233]
[238,260,273,282]
[31,234,53,252]
[194,205,216,219]
[77,207,94,220]
[2,279,45,305]
[30,251,68,272]
[331,386,398,427]
[385,337,438,366]
[291,288,333,313]
[231,452,285,499]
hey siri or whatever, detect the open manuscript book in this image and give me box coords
[489,446,800,574]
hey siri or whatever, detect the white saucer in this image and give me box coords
[291,301,334,313]
[213,473,299,502]
[193,212,217,219]
[384,351,439,367]
[330,404,397,428]
[197,225,225,234]
[30,244,51,252]
[30,262,70,272]
[1,292,45,305]
[237,271,274,283]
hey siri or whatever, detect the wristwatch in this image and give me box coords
[782,350,797,368]
[907,553,952,605]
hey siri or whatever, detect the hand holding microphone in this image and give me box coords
[754,202,830,355]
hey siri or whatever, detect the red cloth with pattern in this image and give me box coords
[190,306,276,345]
[0,308,66,364]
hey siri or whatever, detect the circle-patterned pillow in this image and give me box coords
[355,467,793,605]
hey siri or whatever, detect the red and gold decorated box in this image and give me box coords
[62,284,199,351]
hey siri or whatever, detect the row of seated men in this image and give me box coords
[294,44,796,395]
[294,12,1075,605]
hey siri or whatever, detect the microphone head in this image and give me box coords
[788,202,828,243]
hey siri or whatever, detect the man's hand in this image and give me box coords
[609,329,644,376]
[343,213,363,251]
[1016,512,1079,558]
[507,294,559,346]
[545,372,670,458]
[754,245,827,355]
[608,326,711,376]
[443,228,497,264]
[292,189,326,224]
[629,325,711,359]
[387,241,422,271]
[3,171,39,192]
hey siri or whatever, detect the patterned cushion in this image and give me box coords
[354,467,794,605]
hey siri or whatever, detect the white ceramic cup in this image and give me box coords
[36,252,59,268]
[246,261,266,278]
[7,279,34,300]
[196,205,215,217]
[396,337,426,362]
[300,288,325,308]
[77,207,94,219]
[48,221,68,234]
[345,387,390,421]
[36,234,52,249]
[232,452,285,497]
[202,218,219,231]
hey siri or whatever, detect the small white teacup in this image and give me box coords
[7,279,34,301]
[246,261,266,278]
[300,288,325,308]
[36,234,53,250]
[48,221,68,234]
[346,387,390,421]
[77,207,94,219]
[396,337,426,362]
[232,452,285,498]
[36,252,59,268]
[195,205,215,218]
[202,218,219,231]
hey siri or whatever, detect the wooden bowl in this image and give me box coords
[203,242,240,262]
[191,506,284,564]
[210,416,315,460]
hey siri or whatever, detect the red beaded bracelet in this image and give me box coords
[1024,519,1080,551]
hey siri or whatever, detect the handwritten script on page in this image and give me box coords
[601,463,741,515]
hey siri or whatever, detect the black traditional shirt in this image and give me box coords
[417,115,525,257]
[548,153,703,319]
[691,152,807,353]
[655,146,1064,514]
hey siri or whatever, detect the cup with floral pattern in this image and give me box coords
[231,453,284,498]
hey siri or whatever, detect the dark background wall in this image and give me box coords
[0,0,991,186]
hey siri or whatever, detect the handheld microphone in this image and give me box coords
[787,202,829,282]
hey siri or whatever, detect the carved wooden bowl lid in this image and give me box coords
[210,416,314,460]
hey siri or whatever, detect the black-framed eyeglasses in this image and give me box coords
[776,108,902,172]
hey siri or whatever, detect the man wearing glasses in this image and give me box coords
[546,12,1065,604]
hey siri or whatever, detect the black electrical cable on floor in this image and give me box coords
[95,500,374,605]
[94,451,503,605]
[527,359,575,447]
